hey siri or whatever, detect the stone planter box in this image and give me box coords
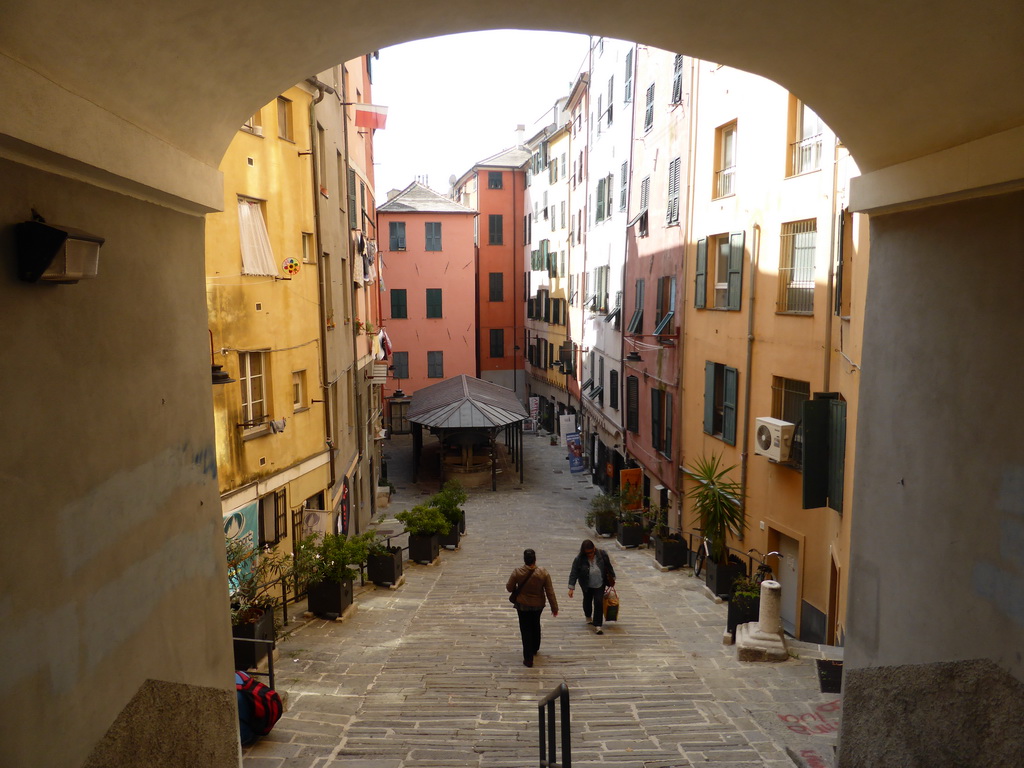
[232,608,274,670]
[654,536,688,568]
[367,548,404,587]
[306,577,354,618]
[617,521,644,548]
[408,533,440,564]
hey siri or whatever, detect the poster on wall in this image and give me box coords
[529,396,539,419]
[336,477,350,536]
[566,433,584,474]
[559,414,577,436]
[620,468,643,509]
[223,501,258,586]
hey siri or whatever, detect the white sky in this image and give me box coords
[370,30,592,198]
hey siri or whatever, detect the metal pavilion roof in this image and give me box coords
[407,374,527,430]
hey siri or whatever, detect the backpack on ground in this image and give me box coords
[235,670,283,745]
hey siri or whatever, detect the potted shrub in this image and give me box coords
[431,479,467,549]
[294,531,371,618]
[366,532,404,587]
[617,509,645,548]
[727,576,761,640]
[685,453,747,598]
[651,504,689,568]
[226,539,291,670]
[585,492,618,536]
[396,503,451,564]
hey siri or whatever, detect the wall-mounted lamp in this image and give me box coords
[16,218,104,283]
[625,351,642,362]
[210,330,236,385]
[391,389,406,399]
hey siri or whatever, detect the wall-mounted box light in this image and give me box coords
[16,219,104,283]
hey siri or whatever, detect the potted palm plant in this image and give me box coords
[651,504,689,568]
[396,504,451,564]
[366,532,404,587]
[685,453,747,598]
[294,531,372,618]
[226,539,291,670]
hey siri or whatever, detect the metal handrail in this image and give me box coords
[538,683,571,767]
[233,636,276,690]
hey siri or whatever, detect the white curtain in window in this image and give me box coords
[238,198,278,276]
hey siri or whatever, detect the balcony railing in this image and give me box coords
[714,165,735,198]
[790,134,822,176]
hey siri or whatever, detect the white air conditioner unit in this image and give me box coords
[754,417,795,461]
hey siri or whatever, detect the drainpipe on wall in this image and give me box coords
[307,76,337,494]
[739,222,761,538]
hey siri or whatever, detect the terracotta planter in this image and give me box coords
[232,608,274,670]
[306,577,354,618]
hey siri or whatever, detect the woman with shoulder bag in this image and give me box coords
[506,549,559,667]
[567,539,616,634]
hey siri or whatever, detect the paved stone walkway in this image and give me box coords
[244,433,841,768]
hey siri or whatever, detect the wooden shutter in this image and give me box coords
[347,168,357,229]
[723,366,738,445]
[703,361,715,434]
[695,238,708,309]
[651,388,662,451]
[727,231,745,310]
[596,178,606,222]
[828,398,847,512]
[802,398,831,509]
[666,158,680,224]
[664,392,673,458]
[626,376,639,433]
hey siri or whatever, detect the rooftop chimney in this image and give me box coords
[515,124,525,147]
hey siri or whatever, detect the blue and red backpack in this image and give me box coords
[235,670,283,745]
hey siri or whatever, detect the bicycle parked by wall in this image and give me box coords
[692,536,713,578]
[747,549,781,584]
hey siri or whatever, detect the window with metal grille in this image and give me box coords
[715,122,737,198]
[790,100,824,176]
[424,221,442,251]
[488,214,503,245]
[426,288,442,318]
[390,288,407,318]
[772,376,810,467]
[427,351,444,378]
[778,220,816,314]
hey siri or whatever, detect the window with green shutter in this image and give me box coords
[427,351,443,378]
[694,239,707,309]
[391,351,408,379]
[489,272,503,302]
[644,84,655,131]
[489,329,504,358]
[727,231,745,310]
[425,221,442,251]
[704,361,738,445]
[595,177,607,222]
[666,157,681,224]
[389,221,406,251]
[651,386,663,451]
[488,171,503,189]
[426,288,442,318]
[390,288,407,319]
[802,394,846,512]
[626,375,639,433]
[488,214,503,245]
[671,54,684,103]
[627,279,644,334]
[347,168,358,229]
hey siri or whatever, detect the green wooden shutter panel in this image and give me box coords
[703,361,715,434]
[828,398,846,512]
[695,239,708,309]
[626,376,639,433]
[727,231,745,310]
[723,366,738,445]
[651,387,662,451]
[801,398,831,509]
[347,168,357,229]
[664,393,673,457]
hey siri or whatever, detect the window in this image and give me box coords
[606,76,614,126]
[560,201,566,229]
[292,370,306,411]
[715,122,737,198]
[390,288,408,319]
[644,84,655,131]
[790,99,824,176]
[239,351,268,429]
[360,181,367,232]
[489,272,504,302]
[802,393,847,513]
[243,110,262,134]
[277,97,293,141]
[561,153,567,178]
[604,173,614,219]
[654,276,676,335]
[671,54,684,103]
[427,351,444,378]
[237,197,278,276]
[609,369,619,410]
[624,49,633,102]
[391,351,409,379]
[488,171,503,189]
[259,489,286,546]
[778,220,817,313]
[389,221,406,251]
[595,176,607,223]
[626,375,639,432]
[772,376,811,468]
[835,210,853,317]
[627,278,645,334]
[488,214,504,245]
[347,168,358,229]
[637,176,650,237]
[425,222,442,251]
[490,329,505,358]
[666,157,681,224]
[651,388,673,457]
[426,288,442,318]
[390,399,410,434]
[619,162,628,210]
[592,265,610,312]
[302,232,315,263]
[694,232,744,310]
[704,362,738,445]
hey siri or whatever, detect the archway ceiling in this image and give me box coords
[1,0,1021,174]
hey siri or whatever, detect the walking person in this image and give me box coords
[567,539,616,634]
[506,549,559,667]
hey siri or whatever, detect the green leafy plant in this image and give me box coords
[226,538,293,626]
[585,491,620,529]
[293,531,373,584]
[429,479,467,529]
[730,576,761,607]
[685,453,745,564]
[396,503,452,537]
[365,530,401,557]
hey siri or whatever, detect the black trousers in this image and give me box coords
[582,586,604,627]
[517,606,544,660]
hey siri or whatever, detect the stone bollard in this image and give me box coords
[757,580,782,635]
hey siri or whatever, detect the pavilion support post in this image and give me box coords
[490,430,497,492]
[412,423,422,482]
[519,423,524,484]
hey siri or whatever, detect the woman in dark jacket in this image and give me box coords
[506,548,559,667]
[567,539,616,634]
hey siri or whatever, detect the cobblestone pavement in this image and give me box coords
[243,433,842,768]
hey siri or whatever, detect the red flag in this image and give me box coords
[353,104,388,130]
